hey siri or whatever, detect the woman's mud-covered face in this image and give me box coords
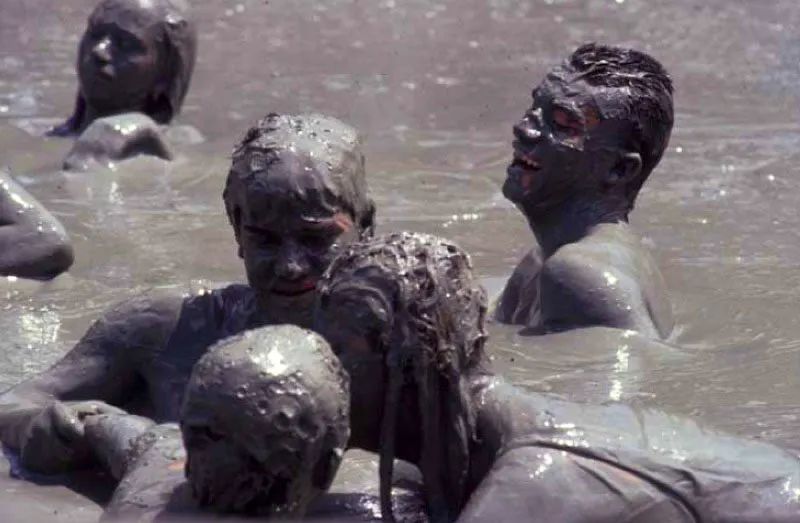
[77,1,161,113]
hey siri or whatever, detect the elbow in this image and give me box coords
[38,237,75,280]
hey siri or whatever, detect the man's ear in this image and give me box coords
[606,151,642,186]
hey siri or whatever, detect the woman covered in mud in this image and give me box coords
[0,113,375,476]
[314,231,800,523]
[50,0,197,137]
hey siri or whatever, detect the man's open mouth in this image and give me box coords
[510,144,541,172]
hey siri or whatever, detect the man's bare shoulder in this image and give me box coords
[539,240,656,336]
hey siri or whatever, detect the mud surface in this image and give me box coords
[3,0,800,520]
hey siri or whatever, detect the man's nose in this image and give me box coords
[275,247,310,280]
[513,117,542,143]
[92,36,112,63]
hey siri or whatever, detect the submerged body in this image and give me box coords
[494,44,675,340]
[0,169,74,280]
[460,376,800,522]
[494,223,672,339]
[315,231,800,522]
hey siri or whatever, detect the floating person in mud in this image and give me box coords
[50,0,197,138]
[315,232,800,523]
[83,325,350,522]
[0,168,74,280]
[0,113,375,475]
[494,43,674,340]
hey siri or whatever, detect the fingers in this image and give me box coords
[74,400,127,416]
[50,401,88,442]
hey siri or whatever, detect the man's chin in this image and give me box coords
[502,177,527,203]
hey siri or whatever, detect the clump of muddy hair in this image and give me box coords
[222,113,376,247]
[558,42,674,210]
[316,232,489,522]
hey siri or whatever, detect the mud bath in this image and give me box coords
[3,0,800,521]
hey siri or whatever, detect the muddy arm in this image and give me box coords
[0,295,178,472]
[457,447,692,523]
[0,170,74,280]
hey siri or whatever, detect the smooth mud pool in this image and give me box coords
[3,0,800,520]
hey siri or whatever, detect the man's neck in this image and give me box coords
[526,193,629,259]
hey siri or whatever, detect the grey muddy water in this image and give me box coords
[2,0,800,520]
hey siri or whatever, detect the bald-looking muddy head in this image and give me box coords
[55,0,196,135]
[315,232,489,522]
[223,113,376,325]
[504,43,674,220]
[180,325,350,517]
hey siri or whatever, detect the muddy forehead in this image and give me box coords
[90,0,164,29]
[238,151,350,225]
[540,71,630,123]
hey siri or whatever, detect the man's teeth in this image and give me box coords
[516,153,540,169]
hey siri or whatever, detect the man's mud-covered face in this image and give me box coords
[77,0,161,113]
[234,152,359,313]
[504,74,628,218]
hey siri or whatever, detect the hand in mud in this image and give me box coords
[84,413,156,480]
[20,400,127,474]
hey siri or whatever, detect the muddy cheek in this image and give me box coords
[520,172,533,191]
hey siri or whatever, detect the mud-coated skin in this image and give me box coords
[80,325,350,521]
[316,232,800,522]
[458,376,800,523]
[493,43,674,340]
[63,113,175,171]
[49,0,197,137]
[0,113,374,476]
[0,169,74,280]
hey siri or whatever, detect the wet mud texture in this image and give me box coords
[4,0,800,520]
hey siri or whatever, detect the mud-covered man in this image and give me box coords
[0,168,74,280]
[494,43,674,340]
[315,232,800,523]
[50,0,197,137]
[0,113,375,475]
[84,325,350,522]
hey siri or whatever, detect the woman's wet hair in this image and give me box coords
[316,232,489,522]
[554,42,674,208]
[64,0,197,133]
[223,113,376,243]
